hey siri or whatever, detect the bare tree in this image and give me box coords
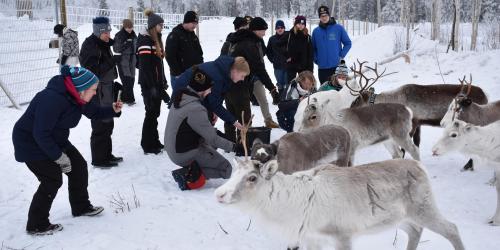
[470,0,482,50]
[377,0,382,27]
[453,0,461,51]
[431,0,441,41]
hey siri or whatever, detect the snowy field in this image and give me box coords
[1,17,500,250]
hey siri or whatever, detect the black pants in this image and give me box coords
[90,119,114,163]
[25,145,91,231]
[117,66,135,103]
[224,85,251,142]
[318,67,336,84]
[141,86,162,151]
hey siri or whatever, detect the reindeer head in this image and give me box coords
[347,59,394,108]
[441,74,474,127]
[301,98,322,129]
[432,120,475,156]
[215,159,279,205]
[251,138,277,164]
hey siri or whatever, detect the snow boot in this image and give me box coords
[74,206,104,217]
[27,223,63,236]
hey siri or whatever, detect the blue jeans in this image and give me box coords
[274,68,288,92]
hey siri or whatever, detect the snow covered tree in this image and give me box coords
[470,0,482,50]
[137,0,145,12]
[381,0,401,23]
[98,0,110,16]
[431,0,441,41]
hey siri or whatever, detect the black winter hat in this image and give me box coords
[145,8,164,30]
[53,24,65,36]
[233,17,247,30]
[318,5,330,17]
[249,17,268,31]
[189,67,213,92]
[184,11,199,23]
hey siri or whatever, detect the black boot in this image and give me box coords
[27,223,63,236]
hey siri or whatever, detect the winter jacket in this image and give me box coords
[59,27,79,66]
[173,56,237,124]
[80,34,118,120]
[12,75,118,163]
[165,89,234,155]
[285,28,314,73]
[318,81,343,92]
[267,32,288,70]
[229,29,276,92]
[113,28,137,78]
[80,34,118,83]
[136,31,168,96]
[312,18,352,69]
[165,24,204,76]
[278,78,314,112]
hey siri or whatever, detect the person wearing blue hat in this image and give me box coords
[12,66,123,235]
[267,20,288,94]
[80,16,122,168]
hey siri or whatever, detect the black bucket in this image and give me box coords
[235,126,272,156]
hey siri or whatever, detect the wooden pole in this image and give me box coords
[60,0,67,26]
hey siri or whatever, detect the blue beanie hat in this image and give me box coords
[275,20,285,29]
[61,66,99,92]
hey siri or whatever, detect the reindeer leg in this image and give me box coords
[400,222,423,250]
[411,126,421,147]
[489,167,500,226]
[397,137,421,161]
[383,140,404,159]
[334,235,352,250]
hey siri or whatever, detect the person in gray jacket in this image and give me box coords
[165,67,235,191]
[113,19,137,104]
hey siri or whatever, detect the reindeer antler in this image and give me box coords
[347,59,395,96]
[240,111,254,161]
[458,74,473,96]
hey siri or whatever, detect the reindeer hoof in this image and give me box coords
[488,218,500,226]
[461,159,474,172]
[287,247,299,250]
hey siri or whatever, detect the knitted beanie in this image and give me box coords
[233,17,247,30]
[275,20,285,29]
[92,17,112,37]
[189,67,213,92]
[318,6,330,18]
[249,17,268,31]
[145,8,164,29]
[183,11,199,23]
[61,65,99,92]
[294,15,306,26]
[335,64,349,76]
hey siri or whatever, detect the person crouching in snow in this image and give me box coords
[165,67,236,191]
[12,66,123,235]
[318,62,349,92]
[276,70,316,133]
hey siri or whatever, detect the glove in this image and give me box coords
[161,89,171,104]
[55,153,72,173]
[270,88,280,105]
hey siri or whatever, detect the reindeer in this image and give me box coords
[215,159,465,250]
[251,124,351,173]
[346,60,488,148]
[439,75,499,171]
[432,119,500,225]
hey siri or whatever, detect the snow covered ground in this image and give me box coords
[1,18,500,250]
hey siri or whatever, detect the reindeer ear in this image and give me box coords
[252,138,263,148]
[234,157,245,167]
[260,160,279,180]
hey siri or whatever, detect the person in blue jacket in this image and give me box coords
[312,5,352,84]
[12,66,122,235]
[172,55,250,133]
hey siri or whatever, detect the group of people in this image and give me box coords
[11,5,351,235]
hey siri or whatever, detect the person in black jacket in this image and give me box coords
[80,16,122,168]
[166,11,203,86]
[267,20,288,94]
[220,16,248,56]
[285,15,314,82]
[277,71,316,133]
[12,66,122,235]
[113,19,137,105]
[227,17,280,133]
[137,9,170,154]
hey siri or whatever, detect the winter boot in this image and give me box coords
[74,206,104,217]
[172,167,189,191]
[185,161,206,190]
[265,118,280,129]
[27,223,63,236]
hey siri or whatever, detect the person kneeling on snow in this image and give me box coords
[12,66,123,235]
[318,62,349,92]
[277,71,316,133]
[165,67,236,191]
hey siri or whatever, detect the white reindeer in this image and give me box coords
[215,159,465,250]
[432,119,500,225]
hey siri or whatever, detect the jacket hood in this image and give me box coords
[228,29,260,43]
[319,17,337,29]
[45,75,68,95]
[212,55,235,82]
[178,89,202,107]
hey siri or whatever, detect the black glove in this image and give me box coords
[270,88,280,105]
[60,55,68,65]
[161,89,171,104]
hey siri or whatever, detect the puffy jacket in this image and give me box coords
[165,90,234,155]
[229,29,275,92]
[136,31,168,91]
[278,79,315,112]
[12,75,117,162]
[165,24,204,76]
[312,18,352,69]
[285,28,314,72]
[59,27,79,65]
[173,56,237,124]
[79,34,117,82]
[113,28,137,77]
[266,32,288,69]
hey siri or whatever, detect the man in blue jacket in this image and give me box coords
[312,5,352,84]
[172,55,250,133]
